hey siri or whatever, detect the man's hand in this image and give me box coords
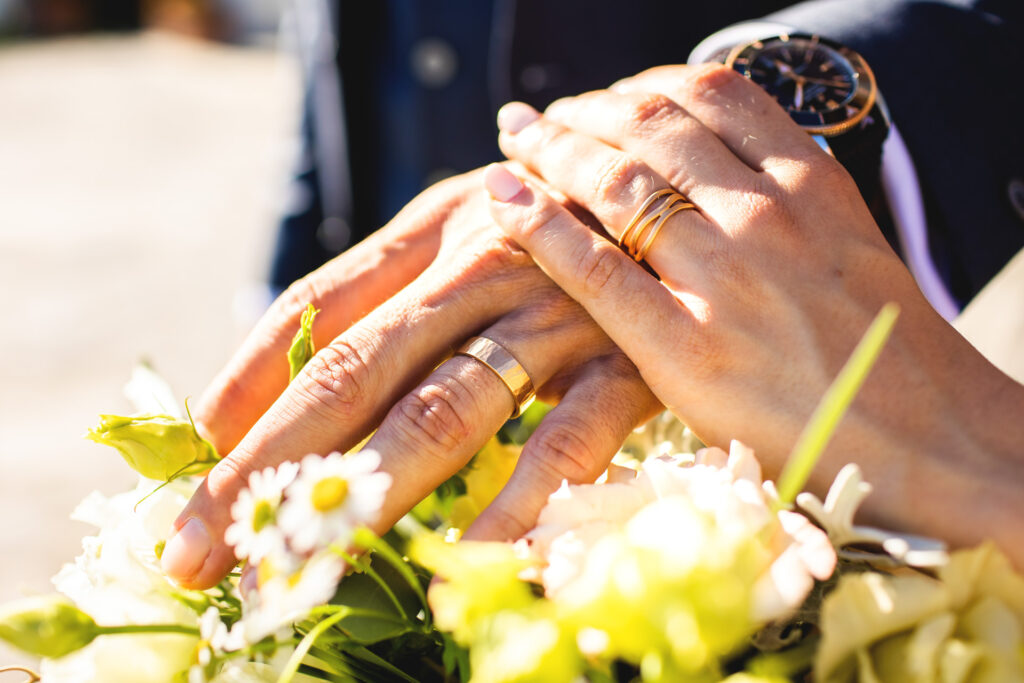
[161,168,661,589]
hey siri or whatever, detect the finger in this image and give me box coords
[496,102,720,275]
[192,171,486,454]
[463,353,661,542]
[611,63,825,173]
[542,89,755,225]
[483,163,699,398]
[163,237,538,588]
[362,301,609,530]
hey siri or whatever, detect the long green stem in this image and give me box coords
[96,624,200,637]
[775,302,900,506]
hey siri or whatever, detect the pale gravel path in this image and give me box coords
[0,32,299,670]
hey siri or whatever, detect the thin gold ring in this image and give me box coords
[619,188,696,262]
[456,336,536,418]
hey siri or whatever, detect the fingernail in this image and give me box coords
[161,517,211,581]
[497,101,539,134]
[483,163,524,202]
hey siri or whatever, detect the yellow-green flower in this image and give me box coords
[411,533,535,645]
[817,542,1024,682]
[85,413,218,481]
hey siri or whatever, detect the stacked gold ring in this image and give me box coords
[618,188,696,262]
[456,336,536,419]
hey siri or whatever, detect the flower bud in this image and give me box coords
[0,596,99,658]
[288,303,319,380]
[85,413,218,481]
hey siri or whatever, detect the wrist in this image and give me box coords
[850,313,1024,565]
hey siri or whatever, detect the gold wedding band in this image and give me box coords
[456,336,536,419]
[619,188,696,262]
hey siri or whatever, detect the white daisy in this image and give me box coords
[224,462,299,562]
[229,551,344,646]
[277,450,392,554]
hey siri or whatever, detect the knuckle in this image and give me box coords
[475,503,533,542]
[574,243,627,298]
[392,379,472,455]
[515,195,569,243]
[623,92,678,134]
[274,273,326,322]
[527,423,605,484]
[534,124,576,163]
[812,158,857,195]
[684,62,745,101]
[521,291,587,334]
[295,338,375,418]
[593,154,650,205]
[205,454,258,500]
[594,351,642,383]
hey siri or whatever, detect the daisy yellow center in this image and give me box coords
[311,476,350,512]
[252,499,275,532]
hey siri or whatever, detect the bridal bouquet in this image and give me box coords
[3,305,1022,683]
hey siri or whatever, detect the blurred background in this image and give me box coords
[0,0,299,670]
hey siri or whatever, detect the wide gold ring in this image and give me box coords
[456,336,536,419]
[618,188,696,263]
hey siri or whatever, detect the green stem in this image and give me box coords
[775,302,900,506]
[96,624,199,637]
[277,609,349,683]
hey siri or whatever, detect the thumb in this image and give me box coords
[161,458,250,589]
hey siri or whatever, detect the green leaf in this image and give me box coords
[776,303,900,506]
[335,642,420,683]
[288,303,320,381]
[354,529,430,621]
[329,553,421,644]
[442,633,470,681]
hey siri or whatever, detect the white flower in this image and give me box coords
[41,477,203,682]
[54,477,200,624]
[225,463,299,562]
[229,551,344,646]
[278,451,391,553]
[797,463,947,568]
[526,440,837,621]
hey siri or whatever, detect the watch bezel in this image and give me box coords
[725,33,878,137]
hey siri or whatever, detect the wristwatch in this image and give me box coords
[690,25,890,196]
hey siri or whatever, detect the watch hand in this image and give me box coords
[773,59,794,76]
[798,75,851,88]
[794,80,804,109]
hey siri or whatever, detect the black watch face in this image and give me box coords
[726,35,876,136]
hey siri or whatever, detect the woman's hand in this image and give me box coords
[484,63,1024,561]
[163,169,660,589]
